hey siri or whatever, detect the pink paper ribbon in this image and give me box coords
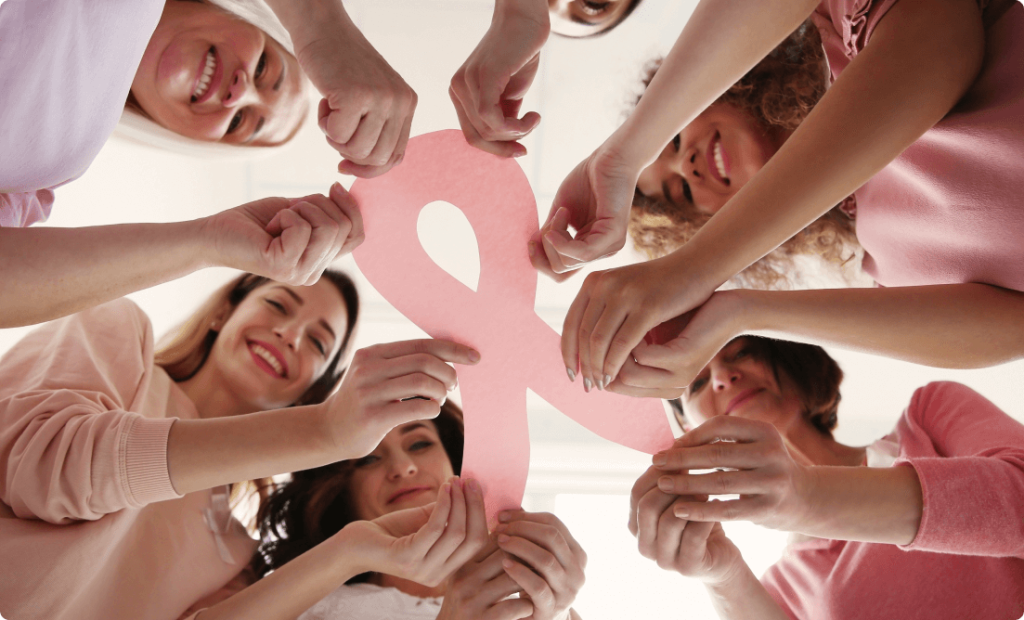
[352,130,674,523]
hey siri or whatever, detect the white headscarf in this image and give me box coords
[111,0,307,158]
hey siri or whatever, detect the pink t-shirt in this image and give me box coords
[0,300,256,620]
[0,0,163,227]
[812,0,1024,291]
[761,382,1024,619]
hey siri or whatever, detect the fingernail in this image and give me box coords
[528,242,536,258]
[597,379,605,391]
[465,478,480,493]
[604,374,612,388]
[440,394,447,407]
[468,349,481,363]
[674,508,689,519]
[652,453,667,467]
[499,511,512,523]
[502,558,515,569]
[583,377,592,392]
[513,151,526,158]
[497,534,511,544]
[331,181,343,191]
[657,476,673,492]
[566,367,576,382]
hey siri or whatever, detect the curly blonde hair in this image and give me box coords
[629,21,861,289]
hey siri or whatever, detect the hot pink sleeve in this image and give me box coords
[0,190,54,228]
[0,299,182,524]
[895,381,1024,558]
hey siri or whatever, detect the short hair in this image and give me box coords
[251,400,465,580]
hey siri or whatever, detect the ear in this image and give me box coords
[208,304,232,333]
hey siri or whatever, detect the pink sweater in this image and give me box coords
[761,382,1024,619]
[0,0,163,227]
[812,0,1024,291]
[0,300,256,620]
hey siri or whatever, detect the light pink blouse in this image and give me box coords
[813,0,1024,291]
[0,300,256,620]
[0,0,163,227]
[761,382,1024,619]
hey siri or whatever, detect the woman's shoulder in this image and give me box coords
[299,583,443,620]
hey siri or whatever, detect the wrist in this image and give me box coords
[267,0,354,51]
[494,0,550,31]
[701,553,750,591]
[330,525,374,578]
[179,219,218,271]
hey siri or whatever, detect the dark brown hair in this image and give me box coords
[629,21,860,289]
[673,336,843,436]
[251,400,466,580]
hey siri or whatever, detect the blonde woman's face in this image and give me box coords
[132,0,306,145]
[209,280,349,410]
[636,103,779,216]
[348,421,455,521]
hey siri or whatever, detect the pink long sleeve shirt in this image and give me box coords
[813,0,1024,291]
[0,300,256,620]
[0,0,163,227]
[761,382,1024,619]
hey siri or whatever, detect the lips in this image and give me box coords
[248,340,289,379]
[706,131,731,187]
[725,388,763,415]
[387,486,433,505]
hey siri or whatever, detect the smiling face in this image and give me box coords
[348,421,456,521]
[206,279,349,410]
[131,0,306,145]
[548,0,637,37]
[681,338,806,433]
[636,103,781,216]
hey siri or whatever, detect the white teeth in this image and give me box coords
[251,344,284,377]
[713,140,728,180]
[191,50,216,100]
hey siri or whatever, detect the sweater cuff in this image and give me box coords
[121,415,182,506]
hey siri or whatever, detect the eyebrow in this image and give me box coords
[400,423,428,435]
[273,286,339,341]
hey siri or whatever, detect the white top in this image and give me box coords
[299,583,444,620]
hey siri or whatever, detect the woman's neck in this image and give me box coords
[781,420,866,468]
[176,366,251,420]
[372,573,446,600]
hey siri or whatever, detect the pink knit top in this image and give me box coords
[812,0,1024,290]
[761,382,1024,619]
[0,300,256,620]
[0,0,163,227]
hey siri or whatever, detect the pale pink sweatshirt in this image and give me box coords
[0,0,163,227]
[761,382,1024,619]
[813,0,1024,290]
[0,300,256,620]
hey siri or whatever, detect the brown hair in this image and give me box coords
[155,271,360,515]
[251,401,466,580]
[672,335,843,436]
[629,21,860,289]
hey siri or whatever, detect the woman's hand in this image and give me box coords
[449,0,548,158]
[299,27,416,179]
[341,478,490,586]
[607,291,745,399]
[560,254,715,393]
[494,511,587,620]
[320,339,481,460]
[437,544,533,620]
[629,465,743,584]
[200,182,364,286]
[651,416,815,532]
[531,149,639,279]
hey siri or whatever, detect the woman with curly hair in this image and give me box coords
[629,336,1024,619]
[535,0,1024,398]
[253,401,588,620]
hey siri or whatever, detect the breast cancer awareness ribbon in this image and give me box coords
[351,130,674,523]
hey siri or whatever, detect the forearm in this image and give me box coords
[798,465,923,545]
[196,531,363,620]
[661,0,984,290]
[610,0,819,167]
[494,0,549,26]
[732,284,1024,368]
[167,405,338,495]
[703,560,790,620]
[262,0,357,50]
[0,222,210,328]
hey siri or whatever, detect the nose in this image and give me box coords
[272,322,302,351]
[223,70,255,108]
[711,363,741,392]
[678,145,701,184]
[386,452,418,480]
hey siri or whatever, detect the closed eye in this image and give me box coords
[226,110,244,135]
[309,335,326,356]
[689,375,709,394]
[266,299,286,313]
[354,454,380,468]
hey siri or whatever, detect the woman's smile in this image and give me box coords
[247,340,288,379]
[191,47,222,103]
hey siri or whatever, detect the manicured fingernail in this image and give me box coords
[499,511,512,523]
[583,377,593,392]
[658,476,673,492]
[497,534,511,544]
[652,453,667,467]
[604,374,612,388]
[513,150,526,158]
[566,367,576,382]
[468,349,481,363]
[674,507,689,519]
